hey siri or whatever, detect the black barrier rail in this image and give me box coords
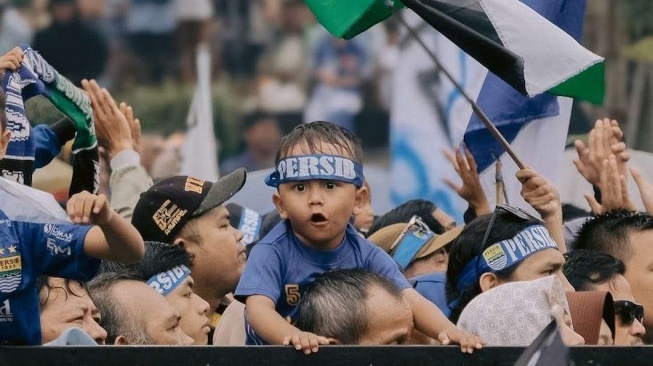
[1,346,652,366]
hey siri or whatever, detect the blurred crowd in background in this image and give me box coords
[0,0,401,179]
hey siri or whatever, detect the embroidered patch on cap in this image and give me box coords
[265,154,364,188]
[147,265,192,297]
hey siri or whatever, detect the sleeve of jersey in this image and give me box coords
[366,246,412,290]
[24,222,100,281]
[234,244,284,304]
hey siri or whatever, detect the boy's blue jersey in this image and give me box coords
[235,220,411,344]
[0,209,99,345]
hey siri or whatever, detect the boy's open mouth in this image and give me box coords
[310,213,328,223]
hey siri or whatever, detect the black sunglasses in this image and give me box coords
[480,205,544,248]
[614,300,644,326]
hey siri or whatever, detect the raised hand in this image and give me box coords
[574,118,630,186]
[81,79,133,161]
[119,102,142,155]
[0,47,23,74]
[516,168,561,220]
[631,166,653,213]
[444,146,491,216]
[585,155,635,214]
[66,191,113,225]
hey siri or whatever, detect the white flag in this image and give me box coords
[180,43,220,181]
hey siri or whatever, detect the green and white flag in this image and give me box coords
[307,0,605,104]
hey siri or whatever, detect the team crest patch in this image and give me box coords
[0,248,22,294]
[483,243,508,271]
[152,199,188,235]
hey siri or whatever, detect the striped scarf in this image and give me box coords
[0,45,98,195]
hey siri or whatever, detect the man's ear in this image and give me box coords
[114,335,130,345]
[0,129,11,160]
[173,237,197,262]
[272,191,288,219]
[479,272,500,292]
[352,185,369,216]
[433,248,448,267]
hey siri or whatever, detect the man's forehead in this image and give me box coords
[596,274,637,302]
[199,205,230,220]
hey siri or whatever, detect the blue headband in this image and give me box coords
[455,225,558,295]
[239,207,262,245]
[265,154,364,188]
[147,265,192,297]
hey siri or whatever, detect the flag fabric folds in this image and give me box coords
[464,0,587,172]
[180,43,220,182]
[400,0,604,104]
[306,0,604,104]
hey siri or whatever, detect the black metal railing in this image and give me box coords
[1,345,651,366]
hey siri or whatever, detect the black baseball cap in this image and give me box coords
[132,168,247,243]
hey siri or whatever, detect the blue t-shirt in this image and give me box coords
[410,272,451,318]
[0,209,99,345]
[235,220,411,345]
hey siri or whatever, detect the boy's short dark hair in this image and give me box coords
[275,121,364,165]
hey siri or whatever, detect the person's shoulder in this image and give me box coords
[255,220,289,246]
[411,272,447,284]
[248,221,293,260]
[345,225,380,250]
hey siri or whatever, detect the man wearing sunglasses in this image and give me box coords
[564,249,646,345]
[574,210,653,343]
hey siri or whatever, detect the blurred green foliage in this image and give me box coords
[623,0,653,41]
[24,79,248,158]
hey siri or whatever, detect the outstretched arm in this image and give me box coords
[67,191,145,263]
[245,295,329,354]
[516,168,565,252]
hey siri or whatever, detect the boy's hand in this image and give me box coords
[66,191,114,225]
[516,168,561,220]
[444,147,491,216]
[0,47,23,74]
[282,331,330,355]
[437,326,484,354]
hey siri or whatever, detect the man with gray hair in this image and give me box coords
[294,269,414,345]
[88,272,193,345]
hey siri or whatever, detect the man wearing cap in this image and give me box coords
[368,216,463,318]
[131,169,247,332]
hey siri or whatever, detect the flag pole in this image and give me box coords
[396,12,526,170]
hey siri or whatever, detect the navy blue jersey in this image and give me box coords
[0,209,99,345]
[235,220,410,344]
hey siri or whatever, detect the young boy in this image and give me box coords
[0,50,145,345]
[235,121,483,353]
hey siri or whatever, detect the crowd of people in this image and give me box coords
[1,1,653,360]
